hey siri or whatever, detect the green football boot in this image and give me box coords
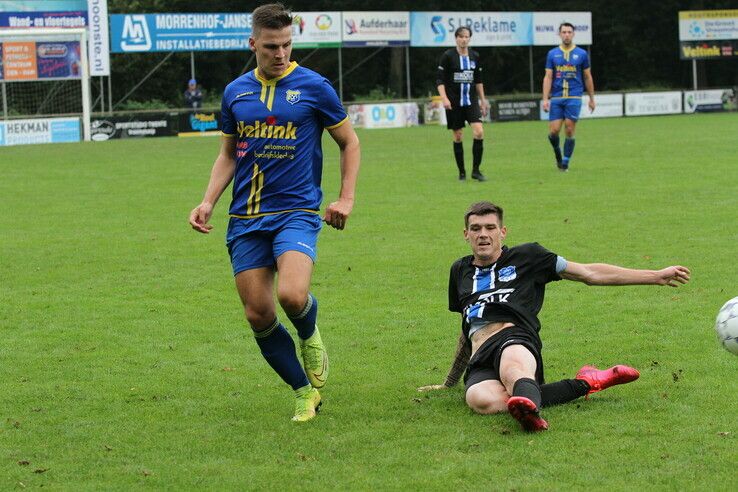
[299,327,329,389]
[292,387,321,422]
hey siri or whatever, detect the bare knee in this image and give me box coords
[277,288,308,316]
[452,130,463,142]
[564,122,576,137]
[465,387,509,414]
[244,304,276,330]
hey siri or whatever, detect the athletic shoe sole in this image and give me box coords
[507,396,549,432]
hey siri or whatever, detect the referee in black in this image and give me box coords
[437,26,489,181]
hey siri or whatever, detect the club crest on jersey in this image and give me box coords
[498,266,517,282]
[286,89,301,104]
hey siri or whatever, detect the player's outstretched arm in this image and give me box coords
[418,331,471,392]
[324,120,360,230]
[560,261,691,287]
[189,135,237,234]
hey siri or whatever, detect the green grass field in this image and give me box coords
[1,113,737,489]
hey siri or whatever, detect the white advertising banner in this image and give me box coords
[0,117,80,146]
[625,92,682,116]
[679,10,738,41]
[342,11,410,46]
[410,12,532,47]
[533,12,592,45]
[291,12,341,47]
[579,94,622,118]
[348,103,419,129]
[423,97,447,125]
[87,0,110,76]
[684,88,737,113]
[539,94,623,120]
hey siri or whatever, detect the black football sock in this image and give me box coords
[453,142,465,174]
[472,138,483,172]
[548,133,562,163]
[512,378,542,409]
[541,379,590,407]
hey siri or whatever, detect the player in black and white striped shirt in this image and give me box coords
[436,26,490,182]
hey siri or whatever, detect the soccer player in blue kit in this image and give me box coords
[542,23,595,171]
[189,3,360,422]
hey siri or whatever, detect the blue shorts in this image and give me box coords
[226,211,322,275]
[549,98,582,121]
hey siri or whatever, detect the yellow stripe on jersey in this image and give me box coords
[266,83,276,110]
[560,44,575,62]
[230,208,320,220]
[259,82,269,106]
[254,62,299,111]
[255,168,264,213]
[325,116,349,130]
[246,163,263,215]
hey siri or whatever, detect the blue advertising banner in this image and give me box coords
[411,12,533,47]
[0,10,87,28]
[50,118,81,142]
[110,13,252,53]
[0,1,88,28]
[37,42,82,79]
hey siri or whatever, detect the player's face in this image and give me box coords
[464,213,507,263]
[456,31,471,50]
[559,26,575,46]
[250,26,293,79]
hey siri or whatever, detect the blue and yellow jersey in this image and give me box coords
[221,62,348,219]
[545,45,590,98]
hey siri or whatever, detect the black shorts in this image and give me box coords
[446,104,482,130]
[464,326,545,392]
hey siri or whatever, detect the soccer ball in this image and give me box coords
[715,297,738,355]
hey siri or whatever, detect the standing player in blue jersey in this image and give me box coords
[542,23,595,171]
[188,3,360,422]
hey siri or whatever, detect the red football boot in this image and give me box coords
[576,365,640,396]
[507,396,549,432]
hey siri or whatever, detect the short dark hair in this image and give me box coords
[559,22,575,32]
[252,3,292,37]
[464,201,504,228]
[455,26,472,38]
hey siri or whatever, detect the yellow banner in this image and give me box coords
[679,10,738,20]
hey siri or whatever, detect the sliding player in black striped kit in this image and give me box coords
[420,201,690,432]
